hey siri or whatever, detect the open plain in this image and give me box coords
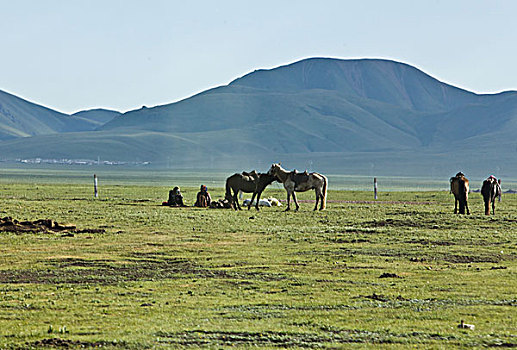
[0,177,515,349]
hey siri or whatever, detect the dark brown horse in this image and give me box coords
[481,176,501,215]
[450,172,470,214]
[225,171,278,210]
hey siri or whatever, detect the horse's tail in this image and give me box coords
[495,182,502,199]
[321,174,328,210]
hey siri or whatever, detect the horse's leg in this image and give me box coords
[254,190,263,211]
[320,178,328,210]
[284,191,291,211]
[454,197,458,214]
[292,192,300,211]
[234,189,242,210]
[492,196,496,215]
[313,188,319,211]
[464,199,470,215]
[484,199,490,216]
[230,188,237,210]
[249,192,256,210]
[459,198,465,214]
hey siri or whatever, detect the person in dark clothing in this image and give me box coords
[195,185,211,207]
[167,186,185,206]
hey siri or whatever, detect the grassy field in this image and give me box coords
[3,166,517,191]
[0,181,515,349]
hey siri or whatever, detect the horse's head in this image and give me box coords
[267,163,280,176]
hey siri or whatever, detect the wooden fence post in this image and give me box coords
[94,174,98,198]
[374,177,378,200]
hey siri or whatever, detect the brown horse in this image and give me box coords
[450,172,470,214]
[225,171,278,210]
[481,176,501,215]
[267,163,327,211]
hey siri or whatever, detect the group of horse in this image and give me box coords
[450,172,502,215]
[224,165,501,215]
[225,163,328,211]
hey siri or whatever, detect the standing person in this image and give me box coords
[195,185,211,207]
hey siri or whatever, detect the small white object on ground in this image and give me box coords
[458,320,475,330]
[242,199,272,207]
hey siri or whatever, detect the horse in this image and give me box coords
[267,163,327,211]
[450,172,470,215]
[225,171,278,211]
[481,176,501,215]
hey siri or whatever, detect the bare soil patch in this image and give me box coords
[0,216,105,235]
[379,272,401,278]
[22,338,126,348]
[0,255,287,285]
[155,329,399,347]
[366,218,427,228]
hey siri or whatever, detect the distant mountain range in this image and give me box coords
[1,58,516,177]
[0,89,120,140]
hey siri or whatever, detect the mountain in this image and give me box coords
[0,90,119,140]
[1,58,516,177]
[71,109,121,127]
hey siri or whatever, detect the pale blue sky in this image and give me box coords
[1,0,516,114]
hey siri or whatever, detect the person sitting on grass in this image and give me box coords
[194,185,211,207]
[166,186,186,206]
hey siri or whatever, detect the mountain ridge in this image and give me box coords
[1,57,516,177]
[0,89,120,140]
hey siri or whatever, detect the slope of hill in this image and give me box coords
[72,109,121,128]
[1,58,516,176]
[0,90,118,140]
[229,58,484,112]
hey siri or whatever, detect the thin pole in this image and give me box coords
[94,174,98,198]
[374,177,378,200]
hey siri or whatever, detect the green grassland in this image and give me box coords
[0,181,515,349]
[2,166,517,191]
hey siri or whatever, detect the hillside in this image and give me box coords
[71,109,121,128]
[1,58,516,176]
[0,90,118,140]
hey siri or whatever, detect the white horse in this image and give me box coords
[267,163,327,211]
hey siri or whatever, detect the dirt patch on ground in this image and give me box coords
[308,246,512,265]
[155,328,464,347]
[439,253,504,264]
[0,255,287,285]
[379,272,401,278]
[358,293,407,302]
[406,239,455,246]
[0,216,105,235]
[366,218,430,228]
[22,338,126,348]
[329,238,370,244]
[155,329,399,347]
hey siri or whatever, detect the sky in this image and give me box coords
[1,0,516,114]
